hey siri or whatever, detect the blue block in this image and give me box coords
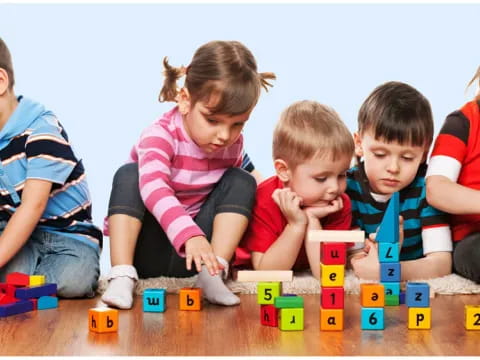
[143,288,166,312]
[0,300,33,317]
[379,243,399,262]
[382,282,400,296]
[380,263,401,282]
[376,192,399,243]
[361,307,384,330]
[406,282,430,307]
[15,283,57,299]
[399,291,406,304]
[38,296,58,310]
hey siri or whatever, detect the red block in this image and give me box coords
[0,283,17,297]
[260,304,279,327]
[6,272,30,287]
[0,294,17,305]
[321,287,344,309]
[321,243,347,265]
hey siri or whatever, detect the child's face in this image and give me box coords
[355,131,427,195]
[285,153,351,207]
[182,99,251,153]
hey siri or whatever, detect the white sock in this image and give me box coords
[101,265,138,309]
[194,256,240,306]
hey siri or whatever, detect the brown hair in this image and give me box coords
[0,38,14,89]
[358,81,433,149]
[159,40,275,115]
[273,100,354,168]
[467,66,480,100]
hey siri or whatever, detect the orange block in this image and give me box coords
[88,307,119,333]
[320,308,344,331]
[360,283,385,307]
[179,287,202,311]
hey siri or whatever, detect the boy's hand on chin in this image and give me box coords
[304,196,344,220]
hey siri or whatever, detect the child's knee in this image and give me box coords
[112,162,139,188]
[224,168,257,195]
[56,269,99,298]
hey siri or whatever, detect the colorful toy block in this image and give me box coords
[15,283,57,299]
[88,307,119,333]
[260,305,278,327]
[308,230,365,243]
[38,296,58,310]
[360,284,385,307]
[465,305,480,330]
[274,295,304,309]
[0,283,17,297]
[279,308,304,331]
[320,308,344,331]
[399,291,406,304]
[237,270,293,282]
[0,293,17,305]
[383,282,400,296]
[406,282,430,308]
[6,272,29,287]
[375,192,399,243]
[408,307,431,329]
[179,288,202,311]
[385,295,400,306]
[380,263,401,282]
[361,307,384,330]
[257,282,282,305]
[379,242,399,263]
[143,288,166,312]
[0,300,34,318]
[320,264,344,287]
[321,243,347,265]
[29,275,45,286]
[321,287,344,309]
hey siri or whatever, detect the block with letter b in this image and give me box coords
[88,307,118,333]
[179,288,202,311]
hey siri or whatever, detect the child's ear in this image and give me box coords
[176,87,191,115]
[353,132,364,157]
[0,68,9,96]
[274,159,291,183]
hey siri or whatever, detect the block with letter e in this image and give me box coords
[179,288,202,311]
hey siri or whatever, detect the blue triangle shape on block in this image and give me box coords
[376,192,399,243]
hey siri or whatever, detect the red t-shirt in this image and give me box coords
[235,175,352,270]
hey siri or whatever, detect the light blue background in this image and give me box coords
[1,4,479,274]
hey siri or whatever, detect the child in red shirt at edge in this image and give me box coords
[236,100,355,279]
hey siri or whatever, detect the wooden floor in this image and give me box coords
[0,294,480,356]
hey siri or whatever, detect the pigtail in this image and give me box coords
[259,72,276,92]
[466,66,480,99]
[158,57,187,103]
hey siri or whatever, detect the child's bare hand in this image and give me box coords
[272,188,307,226]
[185,236,223,275]
[304,196,344,220]
[350,238,380,280]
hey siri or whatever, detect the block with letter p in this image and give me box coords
[179,288,202,311]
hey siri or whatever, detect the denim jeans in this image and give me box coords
[0,221,100,298]
[107,163,256,279]
[453,232,480,283]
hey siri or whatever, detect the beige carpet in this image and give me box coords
[97,270,480,296]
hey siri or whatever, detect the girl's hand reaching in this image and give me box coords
[185,236,224,276]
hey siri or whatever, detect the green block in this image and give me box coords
[385,295,400,306]
[274,296,304,309]
[257,282,282,305]
[279,308,304,331]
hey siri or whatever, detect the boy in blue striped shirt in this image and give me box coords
[347,81,452,281]
[0,38,102,297]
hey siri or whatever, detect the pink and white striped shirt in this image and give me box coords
[128,106,243,256]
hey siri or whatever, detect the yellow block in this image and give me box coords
[465,305,480,330]
[408,307,431,329]
[320,308,343,331]
[320,264,344,287]
[360,283,385,307]
[88,308,119,333]
[29,275,45,286]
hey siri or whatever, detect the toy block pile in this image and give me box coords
[0,272,58,318]
[360,283,385,330]
[406,282,431,329]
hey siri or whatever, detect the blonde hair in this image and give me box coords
[273,100,354,168]
[467,66,480,100]
[159,40,275,115]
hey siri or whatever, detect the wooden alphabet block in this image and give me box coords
[361,307,384,330]
[274,295,304,309]
[38,296,58,310]
[6,272,29,287]
[406,282,430,308]
[279,308,304,331]
[320,264,344,287]
[15,283,57,299]
[321,243,347,265]
[29,275,45,287]
[143,288,166,312]
[321,287,344,309]
[257,282,281,305]
[408,307,431,329]
[379,242,399,262]
[88,307,119,333]
[380,263,401,282]
[360,284,385,307]
[260,304,278,327]
[179,288,202,311]
[0,300,34,317]
[320,308,344,331]
[376,192,399,243]
[465,305,480,330]
[385,295,400,306]
[0,293,17,305]
[382,282,400,296]
[307,230,365,243]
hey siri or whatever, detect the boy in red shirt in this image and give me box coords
[237,100,354,279]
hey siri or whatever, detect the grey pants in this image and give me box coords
[453,232,480,283]
[107,163,256,279]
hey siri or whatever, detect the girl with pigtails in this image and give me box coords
[102,40,275,309]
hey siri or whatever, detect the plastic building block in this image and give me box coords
[380,263,401,282]
[0,300,34,317]
[385,295,400,306]
[320,308,344,331]
[279,308,304,331]
[274,296,304,309]
[408,307,431,329]
[360,284,385,307]
[6,272,30,287]
[38,296,58,310]
[383,282,400,296]
[361,307,384,330]
[465,305,480,330]
[376,192,399,243]
[0,293,17,305]
[260,305,278,327]
[237,270,293,282]
[143,288,166,312]
[15,283,57,299]
[379,242,399,263]
[179,288,202,311]
[0,283,17,297]
[320,264,344,287]
[406,282,430,308]
[321,287,344,309]
[399,291,406,304]
[88,307,118,333]
[257,282,282,305]
[29,275,45,286]
[321,243,347,265]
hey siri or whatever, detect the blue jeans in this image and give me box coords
[0,221,100,298]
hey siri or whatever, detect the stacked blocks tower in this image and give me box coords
[360,283,385,330]
[406,282,431,329]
